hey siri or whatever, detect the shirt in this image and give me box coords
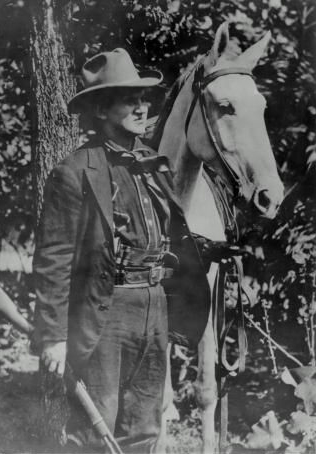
[104,138,170,252]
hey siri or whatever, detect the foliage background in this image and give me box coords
[0,0,315,451]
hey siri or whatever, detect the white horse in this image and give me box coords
[154,23,284,453]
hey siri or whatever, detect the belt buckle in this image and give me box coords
[149,265,163,285]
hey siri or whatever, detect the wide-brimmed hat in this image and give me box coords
[68,48,163,113]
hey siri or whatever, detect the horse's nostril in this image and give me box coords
[257,189,271,210]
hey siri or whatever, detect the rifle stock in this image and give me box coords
[0,287,123,454]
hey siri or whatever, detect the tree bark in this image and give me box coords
[30,0,79,219]
[29,1,79,445]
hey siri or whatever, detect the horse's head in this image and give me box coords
[186,23,284,219]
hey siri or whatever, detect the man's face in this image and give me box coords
[103,89,149,136]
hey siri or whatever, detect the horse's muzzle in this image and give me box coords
[253,183,284,219]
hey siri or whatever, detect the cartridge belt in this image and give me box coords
[115,265,174,287]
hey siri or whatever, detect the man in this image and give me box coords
[33,48,210,453]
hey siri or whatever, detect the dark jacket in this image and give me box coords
[33,141,210,367]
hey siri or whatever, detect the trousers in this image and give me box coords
[68,283,168,453]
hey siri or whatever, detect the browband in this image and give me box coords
[195,67,253,92]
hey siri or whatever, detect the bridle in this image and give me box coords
[184,63,253,200]
[184,63,254,385]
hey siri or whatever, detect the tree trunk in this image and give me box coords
[30,0,79,219]
[29,1,78,445]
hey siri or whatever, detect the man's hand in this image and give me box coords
[201,240,247,263]
[190,234,249,271]
[42,341,67,377]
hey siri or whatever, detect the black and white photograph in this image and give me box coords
[0,1,315,453]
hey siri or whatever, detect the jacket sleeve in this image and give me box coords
[32,164,83,349]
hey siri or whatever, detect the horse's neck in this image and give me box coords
[186,167,226,242]
[158,84,226,242]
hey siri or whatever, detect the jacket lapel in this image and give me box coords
[84,146,114,244]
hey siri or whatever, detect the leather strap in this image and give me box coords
[117,265,174,287]
[184,65,253,199]
[213,257,248,375]
[203,165,238,241]
[185,67,253,132]
[197,67,253,90]
[199,93,242,198]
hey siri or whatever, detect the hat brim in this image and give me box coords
[68,70,163,113]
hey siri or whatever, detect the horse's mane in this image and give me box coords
[150,63,198,151]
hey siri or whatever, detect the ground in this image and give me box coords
[0,324,304,454]
[0,338,41,453]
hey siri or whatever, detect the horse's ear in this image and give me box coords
[237,31,271,70]
[212,22,230,61]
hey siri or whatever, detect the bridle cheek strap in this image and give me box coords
[184,66,253,199]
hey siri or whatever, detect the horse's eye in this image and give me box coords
[218,101,235,116]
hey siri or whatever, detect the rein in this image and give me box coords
[183,63,253,375]
[184,65,253,199]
